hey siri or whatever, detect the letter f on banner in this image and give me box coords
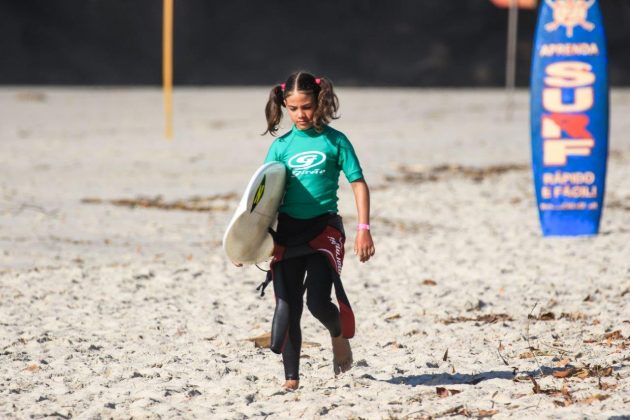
[544,139,594,165]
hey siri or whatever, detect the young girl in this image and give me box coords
[262,71,375,390]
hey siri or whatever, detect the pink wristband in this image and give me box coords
[357,223,370,231]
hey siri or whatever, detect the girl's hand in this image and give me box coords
[350,179,374,263]
[354,229,375,263]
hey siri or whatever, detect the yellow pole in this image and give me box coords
[163,0,173,139]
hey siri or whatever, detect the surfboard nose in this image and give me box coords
[223,162,286,264]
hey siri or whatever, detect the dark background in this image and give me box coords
[1,0,629,86]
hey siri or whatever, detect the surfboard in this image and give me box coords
[223,162,286,265]
[530,0,609,236]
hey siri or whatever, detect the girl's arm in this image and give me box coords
[351,179,375,263]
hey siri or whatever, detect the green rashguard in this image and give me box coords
[264,125,364,219]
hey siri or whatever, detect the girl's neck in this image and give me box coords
[292,125,323,137]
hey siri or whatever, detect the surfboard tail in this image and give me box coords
[530,0,609,236]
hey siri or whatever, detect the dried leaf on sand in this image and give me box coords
[527,311,555,321]
[436,387,462,398]
[577,394,609,404]
[443,313,513,325]
[387,163,528,184]
[246,332,319,349]
[552,365,613,379]
[248,332,271,348]
[81,194,237,212]
[384,313,401,321]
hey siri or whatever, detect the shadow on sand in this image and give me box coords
[384,370,516,387]
[381,364,617,387]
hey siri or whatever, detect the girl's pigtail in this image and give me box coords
[263,85,285,136]
[313,77,339,132]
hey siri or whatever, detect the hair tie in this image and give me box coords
[280,83,286,91]
[315,78,321,85]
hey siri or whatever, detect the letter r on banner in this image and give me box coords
[542,114,592,139]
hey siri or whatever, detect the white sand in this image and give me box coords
[0,87,628,419]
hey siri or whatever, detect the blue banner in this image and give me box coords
[530,0,609,236]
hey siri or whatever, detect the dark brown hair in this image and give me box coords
[263,71,339,136]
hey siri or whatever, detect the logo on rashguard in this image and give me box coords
[288,151,326,169]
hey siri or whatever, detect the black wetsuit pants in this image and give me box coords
[274,253,341,380]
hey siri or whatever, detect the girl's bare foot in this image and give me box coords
[282,379,299,391]
[331,335,353,375]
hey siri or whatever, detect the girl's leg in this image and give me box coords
[304,254,341,336]
[276,256,307,384]
[304,253,352,374]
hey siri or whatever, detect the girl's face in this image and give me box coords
[285,91,316,130]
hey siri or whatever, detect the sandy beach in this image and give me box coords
[1,87,629,419]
